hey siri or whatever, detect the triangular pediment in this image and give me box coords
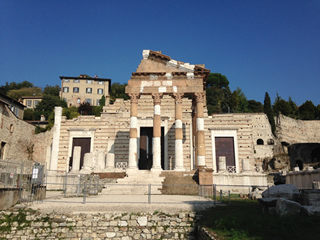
[135,50,208,74]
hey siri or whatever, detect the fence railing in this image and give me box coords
[0,160,35,188]
[0,160,269,206]
[28,180,269,205]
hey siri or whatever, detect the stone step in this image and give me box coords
[101,170,164,195]
[159,171,199,195]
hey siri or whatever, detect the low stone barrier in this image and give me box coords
[286,168,320,189]
[0,208,201,239]
[0,188,19,210]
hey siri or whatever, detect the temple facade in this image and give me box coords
[48,50,276,187]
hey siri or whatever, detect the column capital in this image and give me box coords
[172,93,184,104]
[128,93,140,104]
[194,92,205,103]
[152,93,163,105]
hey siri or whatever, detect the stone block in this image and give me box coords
[262,184,299,200]
[276,198,301,216]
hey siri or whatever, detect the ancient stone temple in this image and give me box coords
[125,50,210,172]
[48,50,276,191]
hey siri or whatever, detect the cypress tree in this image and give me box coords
[264,92,276,136]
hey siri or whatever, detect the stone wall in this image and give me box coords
[56,95,194,171]
[0,209,198,239]
[0,105,35,161]
[276,114,320,144]
[33,130,53,165]
[286,168,320,189]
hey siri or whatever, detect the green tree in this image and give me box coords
[297,100,317,120]
[264,92,276,136]
[7,87,42,101]
[92,106,103,116]
[109,83,129,103]
[229,90,239,112]
[316,104,320,120]
[288,96,298,117]
[35,95,67,119]
[62,106,80,119]
[236,87,249,113]
[273,95,292,116]
[99,95,106,106]
[0,81,34,95]
[248,100,263,113]
[78,102,92,115]
[23,108,35,120]
[206,73,230,115]
[43,85,60,96]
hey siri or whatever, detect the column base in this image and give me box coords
[151,166,162,172]
[174,166,185,171]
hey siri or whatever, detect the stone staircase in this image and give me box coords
[159,170,199,195]
[101,170,165,195]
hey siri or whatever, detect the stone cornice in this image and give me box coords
[209,127,239,131]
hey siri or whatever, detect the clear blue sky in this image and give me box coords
[1,0,319,106]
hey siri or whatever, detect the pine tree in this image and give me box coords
[264,92,276,136]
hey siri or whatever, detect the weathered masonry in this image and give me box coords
[48,50,273,188]
[125,50,210,171]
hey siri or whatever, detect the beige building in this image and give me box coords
[0,93,25,119]
[20,96,42,109]
[59,74,111,107]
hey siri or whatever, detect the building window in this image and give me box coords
[86,88,92,93]
[257,139,264,145]
[98,81,103,85]
[73,87,79,93]
[63,98,68,103]
[86,80,93,84]
[73,79,80,83]
[63,79,70,82]
[77,98,81,104]
[97,88,103,94]
[85,99,92,105]
[96,99,100,106]
[34,100,39,106]
[63,87,69,93]
[27,100,32,107]
[0,142,6,159]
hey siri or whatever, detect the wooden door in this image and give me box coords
[70,138,91,171]
[215,137,235,172]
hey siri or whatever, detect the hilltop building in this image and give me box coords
[59,74,111,107]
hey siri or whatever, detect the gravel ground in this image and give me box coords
[15,191,214,214]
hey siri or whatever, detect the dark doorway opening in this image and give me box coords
[215,137,235,172]
[139,127,164,170]
[69,138,91,171]
[296,160,303,170]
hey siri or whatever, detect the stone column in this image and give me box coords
[195,92,206,167]
[71,146,81,172]
[128,93,140,169]
[151,93,163,171]
[50,106,62,172]
[173,93,185,171]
